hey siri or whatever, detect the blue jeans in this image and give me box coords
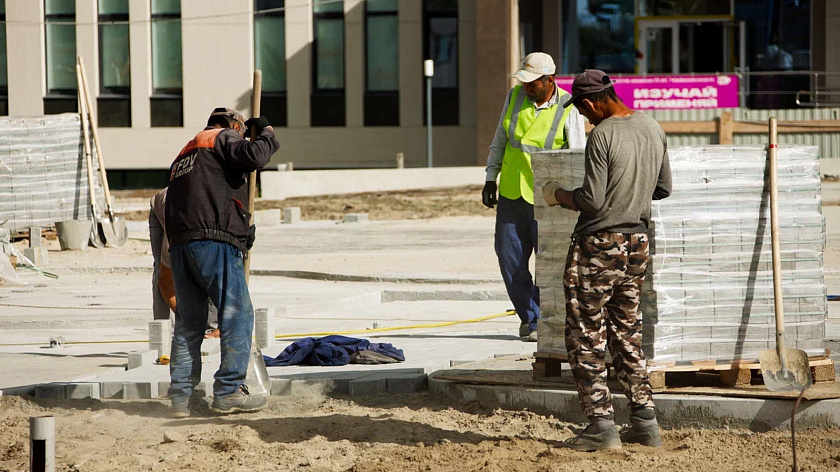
[168,240,254,402]
[495,196,540,331]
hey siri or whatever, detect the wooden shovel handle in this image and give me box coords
[244,70,262,284]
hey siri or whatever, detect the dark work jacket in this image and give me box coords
[165,126,280,253]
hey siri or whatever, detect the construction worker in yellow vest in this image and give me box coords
[481,52,586,341]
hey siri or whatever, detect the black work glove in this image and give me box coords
[481,181,498,208]
[244,116,270,137]
[246,224,256,250]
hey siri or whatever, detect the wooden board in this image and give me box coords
[433,366,840,401]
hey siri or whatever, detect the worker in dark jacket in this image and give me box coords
[165,107,279,417]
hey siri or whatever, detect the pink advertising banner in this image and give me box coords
[555,75,740,110]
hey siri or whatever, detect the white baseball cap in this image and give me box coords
[511,52,556,83]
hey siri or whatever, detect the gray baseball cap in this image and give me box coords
[563,69,615,108]
[208,107,246,130]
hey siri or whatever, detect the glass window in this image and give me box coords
[99,0,130,92]
[423,0,458,125]
[640,0,730,16]
[45,0,76,93]
[151,0,181,126]
[315,18,344,89]
[151,1,182,92]
[313,0,342,13]
[255,0,286,92]
[366,3,398,91]
[561,0,634,73]
[0,1,6,116]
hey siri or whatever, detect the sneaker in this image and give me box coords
[563,418,622,451]
[526,330,538,342]
[619,410,663,447]
[212,385,268,414]
[518,323,531,337]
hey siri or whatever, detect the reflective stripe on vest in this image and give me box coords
[498,85,573,204]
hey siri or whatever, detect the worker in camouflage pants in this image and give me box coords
[563,233,654,418]
[542,70,672,451]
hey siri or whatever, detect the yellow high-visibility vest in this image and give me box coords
[498,85,573,204]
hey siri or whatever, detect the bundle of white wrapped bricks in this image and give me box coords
[533,146,827,364]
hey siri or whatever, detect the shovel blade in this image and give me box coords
[99,216,127,248]
[759,347,812,392]
[89,220,105,248]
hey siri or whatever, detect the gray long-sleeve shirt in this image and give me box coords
[571,112,672,236]
[485,85,586,182]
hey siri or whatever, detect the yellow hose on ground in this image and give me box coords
[0,310,516,347]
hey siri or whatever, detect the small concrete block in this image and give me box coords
[254,209,282,227]
[349,376,388,396]
[29,227,42,247]
[158,381,171,398]
[65,382,101,399]
[291,378,347,395]
[449,360,475,367]
[270,379,292,396]
[127,349,158,370]
[0,385,36,397]
[343,213,369,223]
[100,382,124,399]
[121,382,157,399]
[23,247,48,266]
[35,383,66,399]
[254,307,276,349]
[283,207,301,224]
[386,374,428,393]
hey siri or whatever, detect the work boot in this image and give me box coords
[526,330,538,342]
[519,323,531,337]
[563,416,621,451]
[620,409,663,447]
[169,401,190,418]
[212,384,268,415]
[169,395,211,418]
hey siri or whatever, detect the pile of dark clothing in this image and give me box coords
[264,335,405,367]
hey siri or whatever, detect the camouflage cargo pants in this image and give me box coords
[563,232,654,418]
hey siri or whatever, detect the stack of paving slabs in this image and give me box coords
[0,113,102,232]
[532,149,586,355]
[532,146,827,364]
[644,145,825,364]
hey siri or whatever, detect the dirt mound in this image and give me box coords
[1,394,838,471]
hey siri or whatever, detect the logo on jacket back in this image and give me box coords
[170,152,197,181]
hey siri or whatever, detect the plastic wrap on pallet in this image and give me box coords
[533,145,827,364]
[645,145,826,363]
[0,114,103,233]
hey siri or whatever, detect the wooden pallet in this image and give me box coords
[533,350,836,389]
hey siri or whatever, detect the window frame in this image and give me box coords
[150,0,182,127]
[311,0,346,127]
[254,0,287,127]
[363,1,399,126]
[422,0,459,126]
[0,1,7,116]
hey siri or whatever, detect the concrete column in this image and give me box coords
[129,0,151,128]
[475,0,517,166]
[542,0,561,63]
[29,416,55,472]
[76,0,97,116]
[6,1,45,115]
[286,0,313,128]
[345,0,364,127]
[181,0,252,128]
[398,1,422,128]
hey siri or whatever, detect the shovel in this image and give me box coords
[77,57,127,248]
[75,63,105,248]
[758,117,812,392]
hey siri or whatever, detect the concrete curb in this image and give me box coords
[428,375,840,432]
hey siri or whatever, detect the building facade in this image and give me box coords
[1,0,837,188]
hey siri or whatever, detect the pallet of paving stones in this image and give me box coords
[532,350,835,389]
